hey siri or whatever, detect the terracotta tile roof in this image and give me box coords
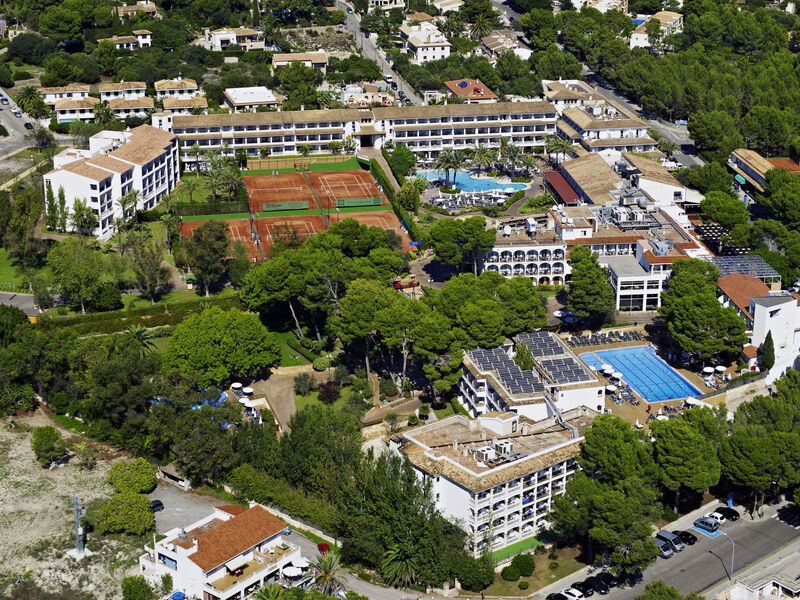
[86,155,134,173]
[273,51,328,64]
[217,504,248,516]
[444,78,498,101]
[155,78,198,91]
[37,84,90,94]
[132,29,152,34]
[108,124,175,166]
[59,159,113,181]
[742,344,758,359]
[97,35,138,44]
[189,505,287,571]
[99,81,147,92]
[717,273,769,320]
[108,97,154,110]
[54,97,100,110]
[163,96,208,109]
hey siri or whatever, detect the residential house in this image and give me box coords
[368,0,405,11]
[96,30,152,49]
[399,22,451,64]
[481,30,531,63]
[433,0,464,12]
[629,11,683,49]
[155,78,201,99]
[444,79,498,104]
[272,52,328,74]
[205,27,265,51]
[388,408,598,556]
[223,87,280,112]
[541,79,604,114]
[727,148,773,193]
[559,100,657,158]
[38,84,90,106]
[43,124,179,237]
[54,96,101,124]
[162,96,209,115]
[139,504,308,600]
[115,0,160,19]
[585,0,628,12]
[108,97,154,120]
[98,81,147,103]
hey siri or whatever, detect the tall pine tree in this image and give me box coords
[762,330,775,370]
[45,182,57,231]
[57,186,67,233]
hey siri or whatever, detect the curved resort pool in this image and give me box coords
[419,169,528,193]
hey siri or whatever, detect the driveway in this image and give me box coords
[148,483,223,533]
[0,291,38,315]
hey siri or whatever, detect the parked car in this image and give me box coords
[12,109,21,117]
[596,572,618,588]
[656,530,684,552]
[716,507,740,521]
[583,576,609,595]
[390,81,398,90]
[705,511,726,524]
[694,517,719,533]
[384,74,393,83]
[672,530,698,545]
[1,97,8,105]
[546,594,569,600]
[24,122,33,129]
[150,499,164,512]
[346,6,353,12]
[317,542,331,555]
[571,581,595,597]
[654,537,674,559]
[561,587,585,600]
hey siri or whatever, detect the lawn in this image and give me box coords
[273,330,311,367]
[433,404,454,420]
[308,157,362,172]
[0,248,25,286]
[294,388,350,412]
[172,174,212,203]
[482,546,585,596]
[55,287,237,317]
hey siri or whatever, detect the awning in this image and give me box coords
[226,554,249,571]
[293,557,310,568]
[283,566,302,577]
[734,174,746,185]
[245,398,268,409]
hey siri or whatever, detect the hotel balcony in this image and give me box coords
[206,543,300,594]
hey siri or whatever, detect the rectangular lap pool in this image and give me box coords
[580,345,701,403]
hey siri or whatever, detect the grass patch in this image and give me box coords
[291,526,330,546]
[433,404,454,420]
[195,485,247,505]
[491,536,543,563]
[308,157,362,172]
[274,330,311,367]
[52,414,87,433]
[0,248,26,286]
[294,389,349,413]
[485,546,583,596]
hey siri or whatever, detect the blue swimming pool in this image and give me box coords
[419,169,528,192]
[580,345,700,403]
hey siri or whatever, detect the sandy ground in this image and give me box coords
[0,410,141,599]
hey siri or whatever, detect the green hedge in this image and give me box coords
[39,295,243,336]
[176,200,250,216]
[726,369,767,389]
[369,159,421,242]
[286,336,318,362]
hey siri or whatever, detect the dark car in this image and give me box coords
[672,530,698,545]
[596,572,618,588]
[572,581,595,597]
[150,499,164,512]
[546,594,569,600]
[717,507,740,521]
[390,81,398,90]
[346,6,353,12]
[584,576,609,595]
[24,122,33,129]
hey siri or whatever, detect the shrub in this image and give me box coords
[534,545,547,555]
[108,458,157,493]
[501,565,520,581]
[548,549,558,560]
[407,414,419,426]
[160,574,173,595]
[519,581,529,590]
[379,377,398,398]
[0,124,8,137]
[90,282,123,312]
[661,505,679,522]
[294,372,317,396]
[312,356,330,371]
[549,561,559,571]
[454,554,495,592]
[511,553,535,577]
[351,377,373,398]
[96,492,154,535]
[331,364,351,386]
[30,426,66,464]
[318,381,340,404]
[12,69,32,80]
[121,575,157,600]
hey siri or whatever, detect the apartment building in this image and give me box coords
[629,11,684,49]
[458,333,605,422]
[444,79,498,104]
[96,30,152,49]
[205,27,265,51]
[369,0,405,11]
[54,96,100,124]
[98,81,147,103]
[585,0,627,12]
[272,52,329,74]
[223,86,280,112]
[155,77,200,99]
[399,22,451,64]
[541,79,604,113]
[480,217,568,286]
[38,84,90,106]
[389,408,597,556]
[162,96,209,115]
[559,100,656,157]
[43,125,179,237]
[139,504,308,600]
[152,101,558,166]
[728,148,773,193]
[115,0,160,19]
[108,96,154,120]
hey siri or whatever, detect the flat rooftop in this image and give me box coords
[603,254,648,278]
[223,86,277,105]
[738,551,800,593]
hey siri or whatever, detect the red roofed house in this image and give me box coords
[717,273,800,380]
[139,504,309,600]
[444,79,498,104]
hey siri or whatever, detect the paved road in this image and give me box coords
[0,88,35,157]
[336,0,424,105]
[149,483,223,533]
[581,70,704,169]
[0,290,38,315]
[489,0,523,24]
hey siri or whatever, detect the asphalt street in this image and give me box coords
[0,87,35,157]
[0,291,38,315]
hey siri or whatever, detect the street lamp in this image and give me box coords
[720,531,735,580]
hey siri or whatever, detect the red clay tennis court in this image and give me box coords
[179,219,260,260]
[242,173,317,211]
[307,170,387,209]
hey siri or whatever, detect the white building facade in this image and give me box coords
[99,81,147,103]
[39,84,90,106]
[399,22,451,64]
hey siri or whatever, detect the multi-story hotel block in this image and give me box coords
[98,81,147,103]
[389,408,597,556]
[140,504,308,600]
[151,102,559,167]
[43,125,178,237]
[558,100,657,157]
[480,219,568,286]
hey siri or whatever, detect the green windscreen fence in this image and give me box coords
[336,197,381,207]
[263,200,309,211]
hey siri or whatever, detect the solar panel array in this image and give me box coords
[711,255,780,279]
[517,332,593,385]
[469,347,545,396]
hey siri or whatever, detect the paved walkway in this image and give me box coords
[360,147,400,192]
[0,290,38,315]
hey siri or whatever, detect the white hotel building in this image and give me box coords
[151,101,558,167]
[389,408,597,556]
[140,504,308,600]
[43,125,179,237]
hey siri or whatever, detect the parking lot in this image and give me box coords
[148,483,224,533]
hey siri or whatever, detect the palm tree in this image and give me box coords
[125,324,158,358]
[125,189,142,223]
[251,584,284,600]
[470,14,492,40]
[545,135,573,165]
[520,153,537,176]
[94,102,117,126]
[181,177,200,204]
[14,85,41,113]
[434,149,456,188]
[220,166,242,201]
[190,143,202,178]
[206,168,224,201]
[451,149,469,186]
[504,144,523,172]
[112,217,128,256]
[161,212,178,254]
[380,544,419,588]
[471,142,491,172]
[657,138,678,158]
[302,552,345,596]
[70,199,98,234]
[117,193,135,223]
[498,136,511,162]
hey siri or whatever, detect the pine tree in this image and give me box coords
[762,330,775,370]
[45,182,57,231]
[57,186,67,232]
[514,342,535,370]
